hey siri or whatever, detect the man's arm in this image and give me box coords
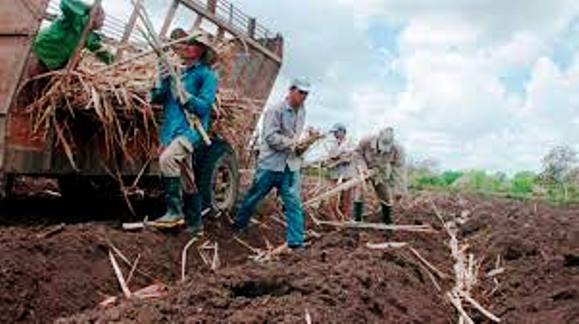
[60,0,90,17]
[86,33,114,64]
[182,71,218,118]
[325,140,341,160]
[353,137,371,171]
[394,144,405,167]
[263,108,295,151]
[392,145,407,194]
[149,78,170,105]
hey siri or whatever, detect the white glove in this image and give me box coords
[289,137,300,152]
[157,60,171,81]
[178,88,192,106]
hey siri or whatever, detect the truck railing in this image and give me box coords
[46,0,282,62]
[160,0,282,63]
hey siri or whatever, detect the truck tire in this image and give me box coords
[195,138,240,216]
[0,174,13,199]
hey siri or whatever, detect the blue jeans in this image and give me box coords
[234,166,304,247]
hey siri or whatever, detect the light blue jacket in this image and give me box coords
[150,62,218,148]
[257,99,306,172]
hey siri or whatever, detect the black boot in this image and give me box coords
[183,192,203,236]
[353,201,364,222]
[157,177,184,223]
[381,203,392,225]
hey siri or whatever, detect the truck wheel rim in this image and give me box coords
[213,162,234,211]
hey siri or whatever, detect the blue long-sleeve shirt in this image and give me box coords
[150,62,218,148]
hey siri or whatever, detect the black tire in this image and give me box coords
[195,138,240,215]
[0,174,13,199]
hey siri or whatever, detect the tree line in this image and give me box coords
[409,145,579,205]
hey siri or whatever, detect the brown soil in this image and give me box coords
[0,193,577,323]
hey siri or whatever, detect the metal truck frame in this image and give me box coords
[0,0,283,213]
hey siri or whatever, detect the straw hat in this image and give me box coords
[170,28,218,65]
[189,29,218,65]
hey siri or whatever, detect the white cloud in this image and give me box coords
[371,1,579,172]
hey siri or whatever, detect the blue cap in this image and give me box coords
[330,123,347,134]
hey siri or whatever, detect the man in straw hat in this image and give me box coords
[149,28,219,236]
[354,126,407,224]
[233,78,312,250]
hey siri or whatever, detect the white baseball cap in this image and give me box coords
[290,78,312,93]
[378,127,394,152]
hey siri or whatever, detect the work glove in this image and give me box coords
[177,88,192,107]
[357,164,372,179]
[157,60,172,82]
[289,137,300,152]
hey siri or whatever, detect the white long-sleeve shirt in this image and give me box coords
[324,137,356,180]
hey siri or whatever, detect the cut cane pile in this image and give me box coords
[20,38,262,172]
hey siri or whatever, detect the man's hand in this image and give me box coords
[306,127,321,139]
[157,60,172,81]
[294,130,324,156]
[289,137,300,152]
[178,88,192,106]
[357,164,372,179]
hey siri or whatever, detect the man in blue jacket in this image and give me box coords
[150,29,218,235]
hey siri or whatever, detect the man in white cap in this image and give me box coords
[233,78,312,250]
[324,123,356,219]
[354,126,406,224]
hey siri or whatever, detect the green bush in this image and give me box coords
[511,171,537,194]
[440,171,463,185]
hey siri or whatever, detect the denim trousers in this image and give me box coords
[235,166,304,247]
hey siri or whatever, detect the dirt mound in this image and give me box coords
[0,199,286,323]
[59,230,452,323]
[1,194,577,323]
[477,201,579,323]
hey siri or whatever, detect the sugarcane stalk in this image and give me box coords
[65,0,103,75]
[130,0,211,146]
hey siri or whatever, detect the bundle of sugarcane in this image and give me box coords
[20,49,160,170]
[20,34,259,170]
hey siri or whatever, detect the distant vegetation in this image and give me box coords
[409,145,579,205]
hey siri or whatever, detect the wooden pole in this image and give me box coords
[159,0,180,37]
[305,170,376,207]
[319,220,435,233]
[116,0,141,61]
[95,34,202,74]
[65,0,103,74]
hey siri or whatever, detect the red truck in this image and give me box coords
[0,0,283,214]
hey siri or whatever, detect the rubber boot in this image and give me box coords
[183,192,203,236]
[353,201,364,222]
[157,177,184,223]
[381,203,392,225]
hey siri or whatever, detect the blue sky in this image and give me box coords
[97,0,579,173]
